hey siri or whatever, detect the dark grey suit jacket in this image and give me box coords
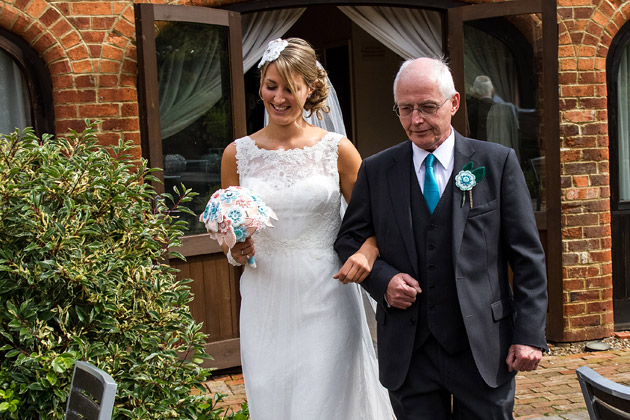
[335,132,548,391]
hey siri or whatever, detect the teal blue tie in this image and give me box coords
[424,154,440,214]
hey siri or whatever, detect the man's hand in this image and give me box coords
[385,273,422,309]
[506,344,542,372]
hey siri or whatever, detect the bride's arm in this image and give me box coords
[335,138,380,284]
[221,142,239,188]
[219,142,254,265]
[334,236,379,284]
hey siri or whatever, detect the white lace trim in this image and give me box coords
[254,238,339,264]
[235,133,342,191]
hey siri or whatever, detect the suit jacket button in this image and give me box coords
[409,319,416,326]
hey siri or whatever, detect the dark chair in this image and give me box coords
[65,361,117,420]
[576,366,630,420]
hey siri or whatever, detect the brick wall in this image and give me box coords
[0,0,164,158]
[556,0,622,341]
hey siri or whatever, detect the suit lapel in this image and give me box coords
[387,142,419,276]
[452,133,475,266]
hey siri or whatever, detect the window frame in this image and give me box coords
[0,27,54,136]
[607,21,630,212]
[134,3,246,195]
[446,0,562,338]
[134,3,246,257]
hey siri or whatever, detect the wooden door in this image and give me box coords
[135,4,246,369]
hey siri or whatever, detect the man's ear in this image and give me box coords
[450,92,461,115]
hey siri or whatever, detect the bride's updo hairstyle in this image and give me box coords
[259,37,330,121]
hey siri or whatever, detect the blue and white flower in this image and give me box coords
[455,161,486,208]
[455,170,476,191]
[226,206,245,225]
[220,189,240,204]
[233,225,248,242]
[204,200,221,222]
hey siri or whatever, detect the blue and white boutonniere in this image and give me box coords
[455,161,485,208]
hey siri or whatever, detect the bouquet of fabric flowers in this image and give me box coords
[199,186,277,268]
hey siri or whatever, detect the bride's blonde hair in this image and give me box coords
[259,38,330,120]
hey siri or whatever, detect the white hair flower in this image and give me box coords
[258,38,289,68]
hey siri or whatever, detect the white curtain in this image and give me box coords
[337,6,443,59]
[241,8,306,73]
[618,44,630,201]
[0,49,30,134]
[159,30,222,140]
[463,25,517,104]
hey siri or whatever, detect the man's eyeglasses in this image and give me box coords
[393,97,450,118]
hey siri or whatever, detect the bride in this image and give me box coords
[220,38,394,419]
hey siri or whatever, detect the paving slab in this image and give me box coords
[204,349,630,418]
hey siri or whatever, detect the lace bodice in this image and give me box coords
[235,133,343,256]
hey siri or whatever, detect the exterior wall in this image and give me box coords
[556,0,620,341]
[0,0,624,342]
[0,0,145,156]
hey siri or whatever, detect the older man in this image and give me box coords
[335,57,548,419]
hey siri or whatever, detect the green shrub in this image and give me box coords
[0,123,248,419]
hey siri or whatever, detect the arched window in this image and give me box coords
[0,27,54,136]
[463,17,542,211]
[607,21,630,328]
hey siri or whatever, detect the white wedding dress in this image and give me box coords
[235,133,394,420]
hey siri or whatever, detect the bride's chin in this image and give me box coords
[268,113,303,126]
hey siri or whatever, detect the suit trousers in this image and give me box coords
[389,335,515,420]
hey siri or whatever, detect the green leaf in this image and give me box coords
[472,166,485,182]
[5,350,20,358]
[51,355,74,373]
[75,306,87,323]
[46,372,57,386]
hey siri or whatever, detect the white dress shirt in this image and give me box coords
[411,128,456,197]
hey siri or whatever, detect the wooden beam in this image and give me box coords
[204,338,241,370]
[540,0,564,341]
[460,0,543,21]
[223,0,468,13]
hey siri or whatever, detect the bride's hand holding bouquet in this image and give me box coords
[199,185,276,268]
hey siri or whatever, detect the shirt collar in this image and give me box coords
[411,128,455,172]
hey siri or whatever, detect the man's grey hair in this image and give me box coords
[393,56,457,103]
[472,75,494,98]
